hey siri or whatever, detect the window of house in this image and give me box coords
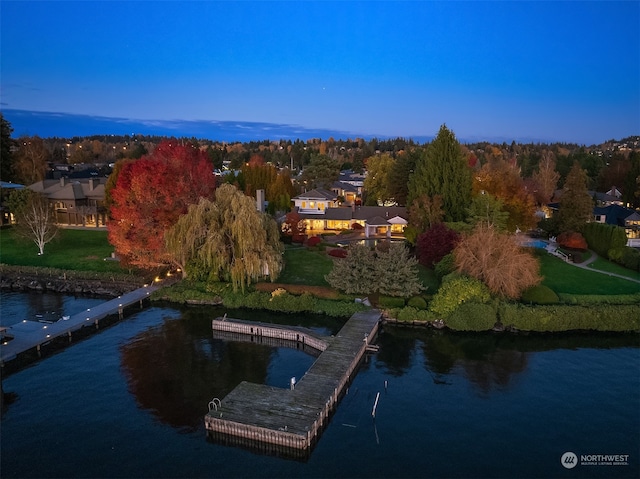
[301,201,306,209]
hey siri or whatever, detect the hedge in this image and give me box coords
[499,303,640,332]
[583,222,628,258]
[444,302,498,331]
[387,306,436,322]
[221,288,366,317]
[255,282,340,299]
[557,292,640,305]
[378,295,406,308]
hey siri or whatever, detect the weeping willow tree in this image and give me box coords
[165,184,284,291]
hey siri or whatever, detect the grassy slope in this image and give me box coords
[538,252,639,295]
[0,227,127,273]
[587,257,640,281]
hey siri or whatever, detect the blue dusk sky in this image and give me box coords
[1,1,639,144]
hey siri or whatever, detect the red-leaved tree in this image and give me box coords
[108,141,216,269]
[557,231,588,251]
[416,223,460,267]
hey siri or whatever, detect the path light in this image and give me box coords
[154,276,161,282]
[46,334,50,338]
[43,326,47,329]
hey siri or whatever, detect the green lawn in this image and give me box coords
[279,246,333,286]
[538,252,640,295]
[587,257,640,281]
[0,227,127,273]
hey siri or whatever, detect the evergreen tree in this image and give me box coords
[556,162,593,233]
[623,151,640,209]
[375,242,423,298]
[1,114,15,182]
[325,242,422,298]
[407,125,471,222]
[387,148,422,206]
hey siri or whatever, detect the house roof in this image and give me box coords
[352,206,408,221]
[28,178,106,201]
[293,188,336,201]
[365,216,390,226]
[297,206,408,224]
[593,204,637,227]
[331,181,359,193]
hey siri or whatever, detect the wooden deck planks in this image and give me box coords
[205,309,381,453]
[1,283,160,364]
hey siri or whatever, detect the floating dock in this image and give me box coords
[204,309,381,458]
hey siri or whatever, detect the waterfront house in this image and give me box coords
[28,177,107,228]
[593,204,640,247]
[292,188,407,237]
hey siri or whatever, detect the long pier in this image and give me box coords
[1,283,160,365]
[204,309,381,458]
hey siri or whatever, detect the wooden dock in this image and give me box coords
[0,283,160,365]
[204,309,381,457]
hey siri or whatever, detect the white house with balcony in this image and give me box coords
[292,189,339,214]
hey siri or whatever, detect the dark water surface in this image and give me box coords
[1,293,638,478]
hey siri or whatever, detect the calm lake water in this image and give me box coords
[1,292,639,478]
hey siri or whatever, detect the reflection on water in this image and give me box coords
[1,295,638,478]
[0,291,106,327]
[377,326,639,395]
[120,307,319,432]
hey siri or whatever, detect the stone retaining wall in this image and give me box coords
[0,271,144,297]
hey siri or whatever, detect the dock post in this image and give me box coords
[372,392,380,418]
[68,331,72,343]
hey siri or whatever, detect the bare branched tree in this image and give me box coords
[454,224,541,299]
[13,191,58,255]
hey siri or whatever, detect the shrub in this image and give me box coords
[621,247,640,272]
[387,306,436,322]
[307,236,322,247]
[434,253,455,280]
[378,295,406,308]
[557,231,587,251]
[608,246,640,271]
[445,302,497,331]
[429,276,491,318]
[328,248,348,258]
[407,296,427,310]
[255,282,340,299]
[520,284,560,304]
[315,298,368,317]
